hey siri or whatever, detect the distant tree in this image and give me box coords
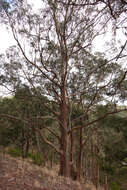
[95,105,127,189]
[0,85,52,158]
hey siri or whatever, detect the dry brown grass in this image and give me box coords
[0,152,104,190]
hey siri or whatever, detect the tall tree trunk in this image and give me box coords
[59,127,71,177]
[59,85,70,177]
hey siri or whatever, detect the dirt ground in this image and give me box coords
[0,153,86,190]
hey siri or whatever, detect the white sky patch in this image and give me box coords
[0,0,43,54]
[27,0,43,10]
[0,25,15,53]
[93,33,112,53]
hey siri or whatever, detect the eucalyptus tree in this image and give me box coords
[0,0,127,177]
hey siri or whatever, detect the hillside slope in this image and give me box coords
[0,153,92,190]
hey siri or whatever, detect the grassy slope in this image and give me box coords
[0,152,101,190]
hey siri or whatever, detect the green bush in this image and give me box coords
[28,152,35,160]
[8,147,21,157]
[111,182,120,190]
[28,152,43,166]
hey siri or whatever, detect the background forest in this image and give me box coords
[0,92,127,190]
[0,0,127,190]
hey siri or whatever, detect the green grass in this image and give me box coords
[8,147,21,157]
[28,152,43,166]
[111,182,120,190]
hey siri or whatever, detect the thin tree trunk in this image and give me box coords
[70,124,74,164]
[70,124,77,180]
[104,175,108,190]
[24,138,29,158]
[21,128,25,158]
[50,151,53,168]
[97,164,100,189]
[91,139,96,185]
[77,127,83,181]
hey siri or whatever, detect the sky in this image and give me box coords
[0,0,126,55]
[0,23,112,56]
[0,26,15,53]
[0,0,42,95]
[0,0,41,53]
[0,0,112,54]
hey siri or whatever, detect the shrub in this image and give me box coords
[28,152,43,166]
[111,182,120,190]
[8,147,21,157]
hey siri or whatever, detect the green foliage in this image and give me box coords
[95,105,127,189]
[111,182,120,190]
[28,152,43,166]
[0,125,11,146]
[8,147,21,157]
